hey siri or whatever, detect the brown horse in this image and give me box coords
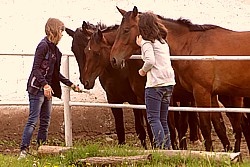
[109,6,249,152]
[83,24,203,150]
[65,21,153,149]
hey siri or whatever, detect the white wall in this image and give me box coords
[0,0,250,102]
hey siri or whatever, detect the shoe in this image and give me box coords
[17,150,27,160]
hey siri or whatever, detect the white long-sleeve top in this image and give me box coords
[141,39,176,88]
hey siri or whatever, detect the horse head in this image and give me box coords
[66,21,97,84]
[83,28,112,89]
[110,6,141,69]
[83,24,119,89]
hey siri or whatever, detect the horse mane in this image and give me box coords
[92,22,119,32]
[92,24,119,44]
[177,18,219,31]
[101,24,119,32]
[157,15,219,31]
[96,22,107,30]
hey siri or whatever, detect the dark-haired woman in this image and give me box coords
[136,12,175,149]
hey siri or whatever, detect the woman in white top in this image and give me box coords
[136,12,175,149]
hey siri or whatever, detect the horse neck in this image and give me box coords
[101,30,117,65]
[160,19,192,55]
[103,30,117,45]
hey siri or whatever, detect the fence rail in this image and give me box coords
[2,101,250,113]
[2,53,250,60]
[2,54,250,146]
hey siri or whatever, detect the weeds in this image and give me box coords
[0,141,249,167]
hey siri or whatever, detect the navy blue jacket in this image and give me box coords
[27,37,73,98]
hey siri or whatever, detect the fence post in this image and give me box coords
[62,55,72,147]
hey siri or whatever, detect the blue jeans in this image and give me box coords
[145,85,173,149]
[20,90,52,151]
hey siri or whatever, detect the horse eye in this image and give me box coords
[94,51,100,57]
[124,28,130,33]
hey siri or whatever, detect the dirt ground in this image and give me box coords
[0,106,139,153]
[0,105,249,160]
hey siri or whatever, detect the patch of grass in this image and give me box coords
[1,141,250,167]
[0,139,18,147]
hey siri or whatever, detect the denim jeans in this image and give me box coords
[145,85,174,149]
[20,90,52,151]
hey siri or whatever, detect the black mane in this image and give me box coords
[177,18,218,31]
[157,15,219,31]
[101,24,119,32]
[96,22,107,30]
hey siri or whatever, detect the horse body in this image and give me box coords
[83,23,203,150]
[110,6,250,152]
[66,22,151,148]
[167,26,250,97]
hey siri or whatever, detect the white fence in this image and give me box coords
[1,54,250,146]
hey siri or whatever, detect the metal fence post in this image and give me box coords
[62,55,72,147]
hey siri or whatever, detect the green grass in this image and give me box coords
[1,141,250,167]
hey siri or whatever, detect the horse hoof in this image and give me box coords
[141,140,147,150]
[190,140,203,146]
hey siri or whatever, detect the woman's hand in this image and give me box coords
[138,69,146,76]
[71,84,82,93]
[43,84,54,100]
[136,35,142,47]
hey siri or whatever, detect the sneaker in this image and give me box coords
[17,150,27,160]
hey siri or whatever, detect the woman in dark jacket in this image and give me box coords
[18,18,81,160]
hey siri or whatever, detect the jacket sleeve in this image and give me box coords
[59,73,73,87]
[32,41,49,87]
[141,41,155,72]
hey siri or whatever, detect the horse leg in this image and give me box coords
[198,113,212,151]
[241,114,250,154]
[188,111,201,142]
[168,97,179,150]
[226,112,242,152]
[168,110,179,150]
[141,109,154,148]
[243,97,250,154]
[211,95,231,152]
[179,99,201,150]
[219,95,243,152]
[132,108,147,149]
[193,87,212,151]
[127,93,148,149]
[110,107,125,145]
[243,97,250,122]
[187,98,201,144]
[211,112,231,151]
[178,110,188,150]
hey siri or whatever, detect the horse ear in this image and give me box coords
[82,21,88,29]
[96,29,103,42]
[132,6,138,18]
[116,6,126,16]
[93,29,103,43]
[65,28,75,38]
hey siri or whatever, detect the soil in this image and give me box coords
[0,106,138,154]
[0,105,249,161]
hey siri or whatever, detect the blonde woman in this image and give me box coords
[18,18,81,160]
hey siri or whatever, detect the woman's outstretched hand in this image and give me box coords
[71,84,83,93]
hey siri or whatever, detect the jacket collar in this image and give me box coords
[44,37,57,52]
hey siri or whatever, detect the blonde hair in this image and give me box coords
[45,18,65,45]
